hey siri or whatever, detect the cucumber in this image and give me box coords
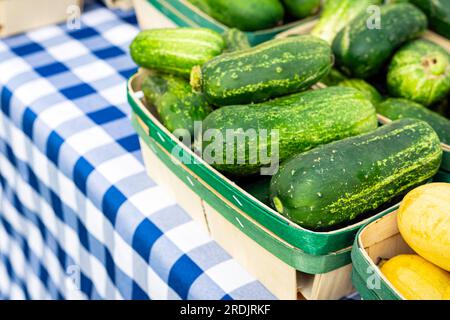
[222,29,251,52]
[332,3,428,78]
[387,39,450,107]
[186,0,284,31]
[191,36,333,106]
[200,86,378,176]
[270,119,442,230]
[311,0,382,44]
[410,0,450,38]
[377,98,450,145]
[130,28,225,78]
[142,72,212,135]
[337,79,383,106]
[320,68,348,86]
[283,0,320,19]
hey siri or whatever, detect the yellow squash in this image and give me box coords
[445,287,450,300]
[381,254,450,300]
[397,183,450,271]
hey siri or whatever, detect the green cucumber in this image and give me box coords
[130,28,225,78]
[320,68,348,86]
[387,39,450,107]
[186,0,284,31]
[283,0,320,19]
[142,72,212,135]
[337,79,383,106]
[222,29,251,52]
[311,0,382,44]
[191,36,333,106]
[332,3,427,78]
[270,118,442,230]
[410,0,450,38]
[200,86,377,176]
[377,98,450,145]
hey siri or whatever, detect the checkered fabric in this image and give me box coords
[0,1,275,300]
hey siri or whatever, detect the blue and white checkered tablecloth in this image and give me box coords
[0,1,275,300]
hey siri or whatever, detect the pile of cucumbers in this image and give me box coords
[187,0,321,31]
[130,0,450,231]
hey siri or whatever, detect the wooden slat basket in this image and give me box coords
[127,69,401,300]
[351,210,415,300]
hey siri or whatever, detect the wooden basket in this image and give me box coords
[126,69,405,299]
[132,0,318,45]
[0,0,84,38]
[351,210,414,300]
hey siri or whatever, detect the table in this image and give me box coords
[0,1,274,300]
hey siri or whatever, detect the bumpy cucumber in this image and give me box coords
[187,0,284,31]
[283,0,320,19]
[377,98,450,145]
[130,28,225,78]
[191,36,333,106]
[200,86,377,176]
[270,118,442,230]
[142,72,212,135]
[338,79,383,106]
[332,3,427,78]
[410,0,450,38]
[387,39,450,107]
[311,0,382,44]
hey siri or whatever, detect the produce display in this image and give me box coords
[130,0,450,300]
[201,86,377,175]
[270,119,442,229]
[190,36,333,106]
[333,3,428,78]
[377,98,450,144]
[387,39,450,106]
